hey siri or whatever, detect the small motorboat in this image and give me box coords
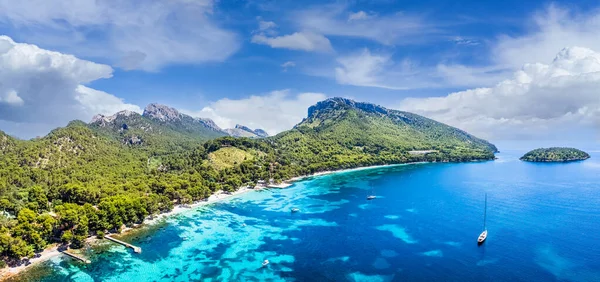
[262,259,269,267]
[291,208,300,213]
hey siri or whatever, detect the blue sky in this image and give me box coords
[0,0,599,145]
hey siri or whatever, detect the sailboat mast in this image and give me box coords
[483,193,487,229]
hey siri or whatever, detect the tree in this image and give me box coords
[8,237,33,259]
[27,186,48,212]
[61,230,73,244]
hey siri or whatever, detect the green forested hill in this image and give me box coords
[268,98,496,178]
[0,97,496,264]
[520,147,590,162]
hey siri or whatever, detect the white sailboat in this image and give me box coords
[477,193,488,245]
[367,186,376,200]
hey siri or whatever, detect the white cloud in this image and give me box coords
[281,61,296,71]
[348,11,370,21]
[294,5,434,45]
[451,36,480,46]
[0,0,239,71]
[258,20,277,31]
[182,90,327,135]
[493,5,600,69]
[335,49,442,89]
[0,89,24,106]
[335,50,393,88]
[399,47,600,140]
[75,86,141,117]
[435,64,512,87]
[0,36,140,138]
[327,5,600,91]
[252,31,333,52]
[433,5,600,88]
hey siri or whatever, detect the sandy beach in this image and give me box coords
[141,186,255,226]
[0,247,61,280]
[288,163,409,182]
[0,163,411,280]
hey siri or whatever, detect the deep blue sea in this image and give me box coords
[15,150,600,281]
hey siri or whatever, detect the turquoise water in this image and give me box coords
[17,150,600,281]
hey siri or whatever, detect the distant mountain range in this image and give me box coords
[225,125,269,138]
[89,103,268,150]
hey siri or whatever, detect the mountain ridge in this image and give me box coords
[271,97,497,177]
[301,97,496,152]
[90,104,269,144]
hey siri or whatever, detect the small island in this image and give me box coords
[520,147,590,162]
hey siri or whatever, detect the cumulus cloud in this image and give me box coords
[430,4,600,88]
[182,90,327,135]
[326,5,600,90]
[0,0,239,71]
[493,5,600,69]
[75,86,141,117]
[399,47,600,140]
[252,31,333,52]
[0,36,140,138]
[0,89,24,106]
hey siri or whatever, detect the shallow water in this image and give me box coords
[16,150,600,281]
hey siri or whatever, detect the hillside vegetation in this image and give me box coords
[0,97,496,265]
[268,98,496,178]
[520,147,590,162]
[207,147,255,170]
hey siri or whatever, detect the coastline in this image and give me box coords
[0,246,62,280]
[0,162,422,280]
[287,163,420,183]
[0,187,256,281]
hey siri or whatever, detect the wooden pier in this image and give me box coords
[105,235,142,253]
[62,251,91,264]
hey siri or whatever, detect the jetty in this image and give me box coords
[105,235,142,253]
[62,251,91,264]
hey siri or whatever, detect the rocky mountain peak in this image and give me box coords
[234,124,253,132]
[143,103,181,122]
[196,117,224,132]
[307,97,389,118]
[224,124,269,138]
[253,128,269,138]
[90,114,107,124]
[90,110,140,126]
